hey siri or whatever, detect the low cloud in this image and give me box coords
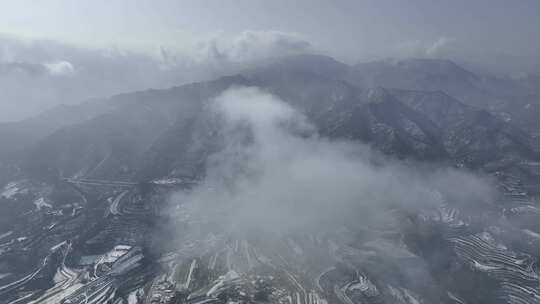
[396,36,456,58]
[44,61,75,76]
[0,35,179,121]
[226,30,312,62]
[0,31,314,121]
[426,36,456,56]
[168,87,495,238]
[183,30,313,66]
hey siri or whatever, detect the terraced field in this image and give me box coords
[2,167,540,304]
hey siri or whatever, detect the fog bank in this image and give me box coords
[169,87,495,237]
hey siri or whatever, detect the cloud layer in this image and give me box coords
[1,26,535,122]
[396,36,457,58]
[169,87,495,238]
[0,31,313,121]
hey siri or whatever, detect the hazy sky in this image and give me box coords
[0,0,539,121]
[2,0,539,61]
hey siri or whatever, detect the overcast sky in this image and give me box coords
[0,0,539,121]
[2,0,539,61]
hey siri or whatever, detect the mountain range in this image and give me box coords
[3,55,540,181]
[1,54,540,304]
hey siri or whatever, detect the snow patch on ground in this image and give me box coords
[472,260,500,271]
[34,197,52,210]
[1,182,21,199]
[348,275,378,297]
[0,231,13,240]
[523,229,540,240]
[100,245,132,263]
[206,270,241,297]
[127,290,139,304]
[152,178,184,185]
[50,241,68,252]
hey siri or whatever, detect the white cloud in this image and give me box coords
[426,36,456,56]
[44,60,75,76]
[0,30,316,121]
[169,87,495,237]
[193,30,313,64]
[228,30,312,61]
[396,36,456,58]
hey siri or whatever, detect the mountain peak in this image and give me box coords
[247,53,350,79]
